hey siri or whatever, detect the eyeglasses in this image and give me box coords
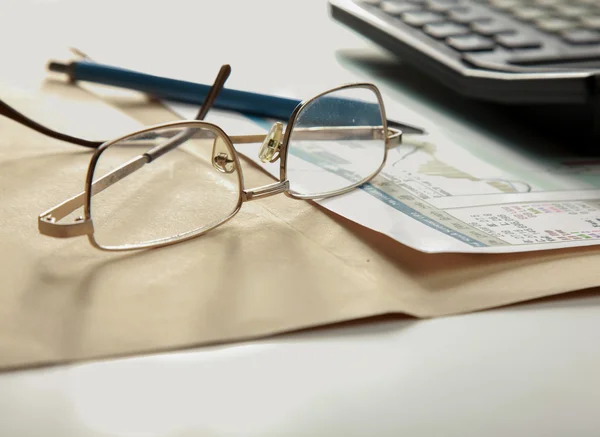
[3,64,401,250]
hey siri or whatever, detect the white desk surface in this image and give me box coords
[1,1,600,436]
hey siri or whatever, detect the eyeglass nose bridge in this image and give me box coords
[242,180,289,202]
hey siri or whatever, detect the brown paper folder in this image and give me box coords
[0,72,599,372]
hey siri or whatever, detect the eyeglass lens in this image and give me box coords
[88,125,240,249]
[286,86,386,198]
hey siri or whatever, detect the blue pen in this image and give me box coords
[47,60,424,135]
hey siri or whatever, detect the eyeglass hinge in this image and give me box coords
[38,214,94,238]
[386,128,402,148]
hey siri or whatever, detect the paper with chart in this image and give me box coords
[170,103,600,254]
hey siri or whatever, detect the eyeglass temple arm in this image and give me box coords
[145,64,231,161]
[38,65,233,238]
[38,154,148,238]
[229,126,402,147]
[1,59,231,150]
[0,99,103,148]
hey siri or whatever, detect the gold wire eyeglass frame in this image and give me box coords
[30,66,402,251]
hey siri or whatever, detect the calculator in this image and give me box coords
[330,0,600,150]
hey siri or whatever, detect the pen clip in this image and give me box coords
[69,47,94,62]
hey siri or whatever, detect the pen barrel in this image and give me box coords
[49,60,423,134]
[69,62,301,120]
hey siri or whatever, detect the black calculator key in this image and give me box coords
[531,0,561,6]
[496,33,542,48]
[581,16,600,31]
[424,21,470,38]
[427,0,462,12]
[508,48,600,66]
[534,17,577,33]
[510,6,550,21]
[380,1,422,15]
[553,5,591,18]
[447,34,496,51]
[447,7,493,24]
[471,20,515,35]
[489,0,522,10]
[561,28,600,44]
[400,11,445,26]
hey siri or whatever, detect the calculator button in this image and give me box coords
[447,7,492,24]
[400,11,445,26]
[561,29,600,45]
[510,6,550,21]
[581,16,600,31]
[447,34,496,51]
[532,0,561,6]
[552,5,591,18]
[507,48,600,66]
[534,17,577,33]
[489,0,522,10]
[424,21,470,38]
[496,33,542,48]
[427,0,462,12]
[380,1,422,15]
[471,20,515,35]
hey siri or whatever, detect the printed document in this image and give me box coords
[171,103,600,254]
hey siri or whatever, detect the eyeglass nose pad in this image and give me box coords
[259,122,283,163]
[211,136,235,174]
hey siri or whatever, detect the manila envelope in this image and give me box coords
[1,73,599,371]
